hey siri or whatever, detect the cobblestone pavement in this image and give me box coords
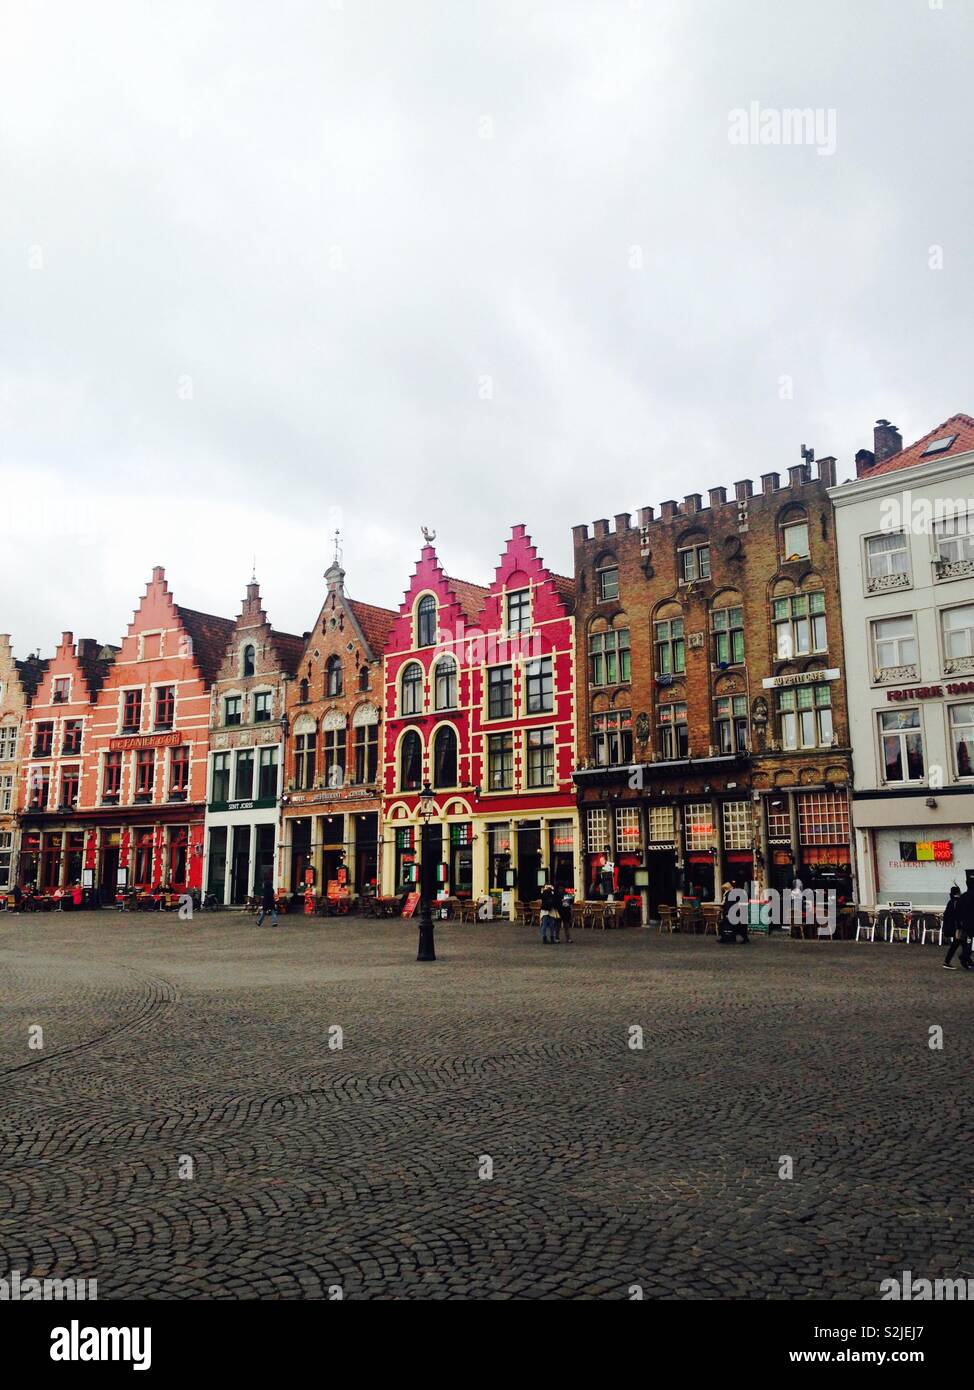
[0,911,971,1299]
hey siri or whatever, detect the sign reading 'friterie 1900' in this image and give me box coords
[109,732,181,751]
[886,681,974,702]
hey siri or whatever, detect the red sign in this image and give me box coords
[109,732,181,751]
[401,891,420,918]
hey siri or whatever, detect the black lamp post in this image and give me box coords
[416,779,436,962]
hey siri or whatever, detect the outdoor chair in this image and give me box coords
[657,904,678,934]
[854,911,876,942]
[679,902,703,935]
[881,910,910,944]
[913,911,942,946]
[701,903,721,937]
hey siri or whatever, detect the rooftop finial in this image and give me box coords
[333,528,343,566]
[421,525,436,546]
[251,553,257,584]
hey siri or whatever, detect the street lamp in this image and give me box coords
[416,779,436,962]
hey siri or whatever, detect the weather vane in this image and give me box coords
[421,525,436,545]
[333,529,343,565]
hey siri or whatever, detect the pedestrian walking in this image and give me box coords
[256,878,278,928]
[558,888,574,943]
[943,884,972,969]
[539,882,558,943]
[719,880,748,944]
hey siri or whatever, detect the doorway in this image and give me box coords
[231,825,251,904]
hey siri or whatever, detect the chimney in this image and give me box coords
[61,631,73,649]
[874,419,902,464]
[683,493,702,515]
[151,566,165,583]
[708,487,727,508]
[572,523,590,545]
[734,480,753,502]
[761,472,780,495]
[855,448,876,478]
[660,500,679,521]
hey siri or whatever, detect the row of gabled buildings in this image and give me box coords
[3,410,974,912]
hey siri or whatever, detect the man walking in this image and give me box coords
[256,878,279,928]
[539,882,558,944]
[558,888,574,944]
[943,883,972,969]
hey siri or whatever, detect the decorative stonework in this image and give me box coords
[866,572,911,594]
[934,557,974,582]
[944,655,974,676]
[873,664,918,684]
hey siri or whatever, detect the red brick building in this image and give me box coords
[281,557,397,898]
[19,568,234,898]
[572,459,853,914]
[381,527,578,908]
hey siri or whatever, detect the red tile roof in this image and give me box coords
[868,413,974,477]
[269,630,306,677]
[550,573,576,612]
[349,600,398,656]
[444,577,489,624]
[175,606,236,686]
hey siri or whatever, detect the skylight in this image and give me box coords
[921,434,958,457]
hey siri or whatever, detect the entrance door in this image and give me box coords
[230,825,251,904]
[647,849,677,919]
[207,827,227,902]
[254,824,275,894]
[100,838,120,899]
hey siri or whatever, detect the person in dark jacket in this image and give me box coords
[558,889,574,944]
[539,883,558,944]
[943,885,971,968]
[256,878,278,928]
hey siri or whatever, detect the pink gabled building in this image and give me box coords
[381,526,578,907]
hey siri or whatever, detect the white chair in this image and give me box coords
[854,912,876,942]
[915,912,943,946]
[883,910,910,944]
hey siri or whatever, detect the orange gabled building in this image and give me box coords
[21,567,234,899]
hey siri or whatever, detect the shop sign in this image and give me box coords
[886,681,974,703]
[109,732,181,751]
[646,841,675,852]
[763,669,840,690]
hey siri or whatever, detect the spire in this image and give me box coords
[325,530,346,596]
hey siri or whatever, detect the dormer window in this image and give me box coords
[242,644,256,677]
[417,595,437,648]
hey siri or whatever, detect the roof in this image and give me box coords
[868,413,974,477]
[269,629,306,677]
[348,600,398,656]
[77,643,119,698]
[175,606,236,685]
[15,656,49,700]
[550,573,576,613]
[444,577,489,624]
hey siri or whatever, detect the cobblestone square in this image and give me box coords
[1,913,970,1300]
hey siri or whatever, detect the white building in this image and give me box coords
[830,414,974,909]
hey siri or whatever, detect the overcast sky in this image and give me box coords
[2,0,972,655]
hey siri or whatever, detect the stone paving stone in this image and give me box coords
[0,911,971,1299]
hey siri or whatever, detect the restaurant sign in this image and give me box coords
[109,732,181,752]
[763,668,840,690]
[886,681,974,703]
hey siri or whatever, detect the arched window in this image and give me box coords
[401,662,423,715]
[417,594,437,648]
[435,656,457,709]
[433,725,458,788]
[242,644,255,677]
[358,665,369,691]
[298,677,309,704]
[326,656,343,697]
[400,730,422,791]
[779,507,810,562]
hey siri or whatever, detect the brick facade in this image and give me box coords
[572,459,853,913]
[0,635,48,892]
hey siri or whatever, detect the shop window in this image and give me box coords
[684,803,714,850]
[401,662,424,715]
[777,683,833,749]
[487,732,514,791]
[526,727,554,788]
[722,801,752,850]
[649,805,675,842]
[797,791,849,846]
[878,708,924,783]
[714,695,748,754]
[949,704,974,779]
[525,657,553,714]
[658,702,688,760]
[586,808,610,853]
[134,831,154,886]
[711,606,744,665]
[654,618,685,675]
[615,806,642,854]
[773,591,826,659]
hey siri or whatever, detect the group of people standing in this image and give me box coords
[539,884,573,944]
[942,883,974,969]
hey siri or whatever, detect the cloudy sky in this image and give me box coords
[2,0,971,655]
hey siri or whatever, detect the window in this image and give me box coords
[487,732,514,790]
[326,656,343,697]
[586,808,609,853]
[781,521,810,561]
[654,617,685,675]
[722,801,752,850]
[766,798,790,838]
[400,730,422,791]
[224,695,242,726]
[417,595,437,647]
[435,657,457,710]
[401,662,423,715]
[773,591,826,659]
[135,749,155,801]
[0,830,11,887]
[33,721,54,756]
[684,803,713,850]
[778,683,833,749]
[134,831,154,886]
[324,723,346,788]
[359,665,370,691]
[797,791,849,846]
[242,644,255,677]
[102,751,122,803]
[122,690,142,733]
[711,607,744,665]
[871,616,917,675]
[169,745,190,798]
[52,676,70,704]
[615,806,642,853]
[258,746,279,799]
[253,691,272,723]
[589,625,630,686]
[487,665,513,719]
[294,730,316,790]
[525,657,553,714]
[526,727,555,788]
[714,695,749,753]
[950,704,974,778]
[942,605,974,664]
[298,678,309,703]
[598,566,620,601]
[0,726,16,761]
[649,805,675,842]
[0,776,12,813]
[658,702,689,760]
[62,719,82,754]
[433,725,458,788]
[506,589,531,635]
[592,709,632,766]
[865,532,910,585]
[59,766,79,808]
[211,751,231,802]
[235,750,254,801]
[934,513,974,566]
[678,544,710,582]
[154,685,175,729]
[28,767,50,810]
[354,724,379,784]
